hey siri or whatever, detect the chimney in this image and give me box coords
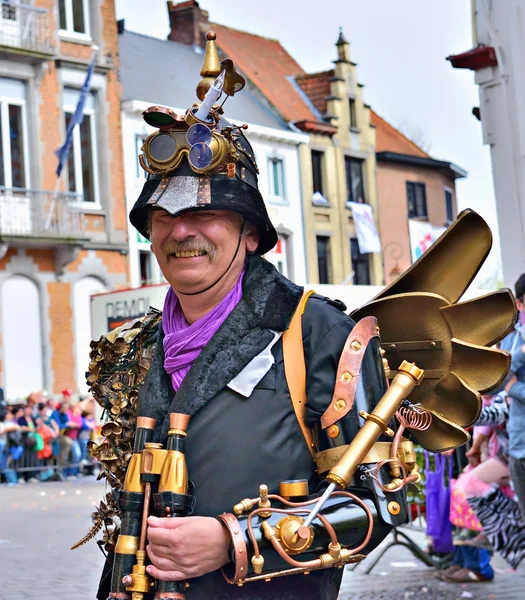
[167,0,210,48]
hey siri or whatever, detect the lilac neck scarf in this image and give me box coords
[162,268,245,392]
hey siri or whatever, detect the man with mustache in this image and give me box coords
[91,33,408,600]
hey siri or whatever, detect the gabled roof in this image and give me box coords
[211,23,319,124]
[118,30,287,130]
[294,70,333,117]
[370,110,430,158]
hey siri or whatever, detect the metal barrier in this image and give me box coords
[1,443,100,483]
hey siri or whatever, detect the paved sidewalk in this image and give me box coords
[339,526,525,600]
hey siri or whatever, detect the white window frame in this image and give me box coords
[267,155,287,204]
[444,186,454,224]
[58,0,91,41]
[0,93,30,190]
[135,134,148,181]
[137,245,164,284]
[63,92,100,208]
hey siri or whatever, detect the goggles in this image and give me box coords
[139,105,242,177]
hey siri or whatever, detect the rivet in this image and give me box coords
[430,341,436,347]
[327,424,340,438]
[335,399,346,411]
[304,571,310,575]
[265,578,271,582]
[239,549,243,553]
[350,340,361,352]
[340,371,352,382]
[390,344,396,350]
[234,530,239,535]
[388,501,401,515]
[240,567,244,571]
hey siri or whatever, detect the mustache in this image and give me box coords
[161,238,217,261]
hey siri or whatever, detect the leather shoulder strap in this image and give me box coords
[282,290,316,458]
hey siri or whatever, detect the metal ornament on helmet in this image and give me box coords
[129,30,278,255]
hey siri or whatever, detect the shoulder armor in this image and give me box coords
[87,309,162,489]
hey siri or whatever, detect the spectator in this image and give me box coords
[52,402,81,478]
[0,409,19,485]
[79,409,95,463]
[17,403,38,482]
[497,273,525,522]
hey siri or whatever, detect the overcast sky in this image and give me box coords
[115,0,501,283]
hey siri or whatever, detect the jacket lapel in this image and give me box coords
[145,255,303,440]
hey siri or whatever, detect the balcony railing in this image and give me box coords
[0,3,52,55]
[0,187,86,241]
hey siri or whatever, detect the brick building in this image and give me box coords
[0,1,128,400]
[371,111,466,283]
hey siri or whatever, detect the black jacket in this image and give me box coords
[98,256,355,600]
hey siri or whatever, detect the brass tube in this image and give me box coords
[327,361,423,488]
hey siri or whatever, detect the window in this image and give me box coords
[265,236,288,277]
[59,0,90,37]
[445,188,454,224]
[349,98,358,129]
[351,238,370,285]
[139,250,153,286]
[311,150,324,195]
[311,149,329,206]
[406,182,428,219]
[63,87,99,205]
[316,235,332,284]
[136,135,147,179]
[345,157,365,204]
[0,77,28,189]
[268,157,286,201]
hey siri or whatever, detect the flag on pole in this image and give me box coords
[55,53,96,177]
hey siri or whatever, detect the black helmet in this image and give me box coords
[129,32,277,255]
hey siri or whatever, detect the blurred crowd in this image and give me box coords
[0,388,100,485]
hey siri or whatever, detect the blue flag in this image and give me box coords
[55,53,96,177]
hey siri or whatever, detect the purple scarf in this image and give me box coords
[162,269,245,392]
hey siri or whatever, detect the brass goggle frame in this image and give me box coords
[140,129,231,176]
[139,105,239,177]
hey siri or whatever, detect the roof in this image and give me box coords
[211,23,319,124]
[118,30,287,130]
[294,70,333,116]
[370,110,430,158]
[375,151,467,179]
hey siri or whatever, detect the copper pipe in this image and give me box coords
[139,482,152,553]
[331,491,374,554]
[246,506,338,559]
[390,424,406,472]
[267,535,322,569]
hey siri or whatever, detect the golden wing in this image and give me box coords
[352,209,516,452]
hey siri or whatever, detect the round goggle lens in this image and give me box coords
[149,134,177,162]
[189,142,213,169]
[186,123,213,146]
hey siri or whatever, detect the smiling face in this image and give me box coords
[149,208,259,295]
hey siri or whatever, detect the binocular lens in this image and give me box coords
[149,134,177,162]
[189,142,213,169]
[187,123,213,146]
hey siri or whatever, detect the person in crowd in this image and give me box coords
[52,401,80,478]
[35,403,59,480]
[498,273,525,522]
[0,408,19,485]
[17,401,39,482]
[79,409,95,463]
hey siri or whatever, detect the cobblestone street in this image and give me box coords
[2,477,525,599]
